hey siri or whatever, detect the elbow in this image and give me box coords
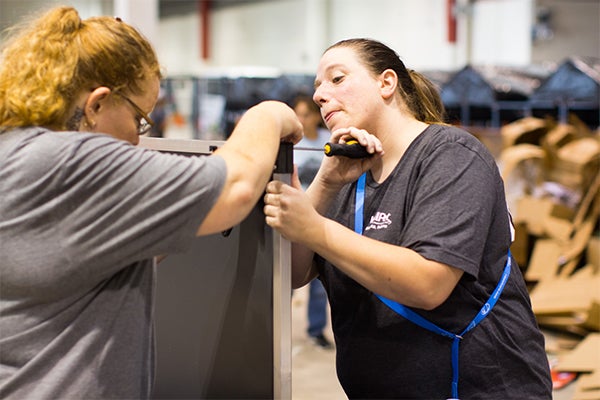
[215,148,272,216]
[225,163,265,212]
[197,180,262,235]
[419,296,447,311]
[388,283,451,311]
[291,271,311,289]
[418,284,453,311]
[291,279,308,290]
[234,181,260,209]
[225,182,259,225]
[291,260,317,289]
[403,260,462,311]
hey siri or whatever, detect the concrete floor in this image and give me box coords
[291,285,344,400]
[290,285,577,400]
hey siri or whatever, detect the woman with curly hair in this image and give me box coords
[0,6,301,398]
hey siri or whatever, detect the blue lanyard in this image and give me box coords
[354,173,511,399]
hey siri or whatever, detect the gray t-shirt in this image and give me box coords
[0,127,226,398]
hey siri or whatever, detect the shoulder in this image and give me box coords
[2,127,130,158]
[1,128,112,178]
[26,130,144,177]
[422,124,484,148]
[2,128,225,184]
[416,124,498,168]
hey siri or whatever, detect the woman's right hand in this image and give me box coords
[254,100,304,144]
[314,126,384,188]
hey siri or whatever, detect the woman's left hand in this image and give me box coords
[264,166,323,244]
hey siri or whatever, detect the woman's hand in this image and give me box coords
[315,126,384,188]
[264,167,323,244]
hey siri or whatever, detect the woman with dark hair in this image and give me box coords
[265,38,551,399]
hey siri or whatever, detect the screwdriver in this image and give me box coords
[324,139,372,158]
[295,139,372,159]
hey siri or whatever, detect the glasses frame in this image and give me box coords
[114,91,155,135]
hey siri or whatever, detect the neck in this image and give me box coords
[370,116,428,183]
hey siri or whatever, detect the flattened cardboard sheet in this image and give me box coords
[556,333,600,373]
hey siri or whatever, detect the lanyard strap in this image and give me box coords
[354,173,366,234]
[354,173,511,399]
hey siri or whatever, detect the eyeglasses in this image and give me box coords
[114,92,155,135]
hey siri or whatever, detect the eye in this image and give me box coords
[332,75,344,84]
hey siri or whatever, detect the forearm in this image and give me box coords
[198,102,300,235]
[305,217,463,310]
[305,174,343,215]
[290,176,342,287]
[218,105,282,192]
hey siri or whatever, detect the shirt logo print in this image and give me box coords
[365,211,392,231]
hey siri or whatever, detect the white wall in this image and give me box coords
[326,0,454,70]
[2,0,597,76]
[158,13,206,76]
[470,0,533,66]
[0,0,111,30]
[114,0,159,46]
[210,1,306,73]
[532,0,600,64]
[157,0,539,76]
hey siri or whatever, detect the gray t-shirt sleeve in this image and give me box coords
[401,139,500,278]
[1,131,227,290]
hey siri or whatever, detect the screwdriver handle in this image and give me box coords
[324,139,371,159]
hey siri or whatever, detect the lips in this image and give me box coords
[324,110,337,123]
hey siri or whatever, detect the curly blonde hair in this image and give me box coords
[0,6,162,131]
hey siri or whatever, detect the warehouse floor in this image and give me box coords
[290,285,578,400]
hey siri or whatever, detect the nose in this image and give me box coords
[312,86,326,106]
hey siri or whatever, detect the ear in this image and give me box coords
[379,69,398,100]
[83,86,112,128]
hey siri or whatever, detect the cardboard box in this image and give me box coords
[549,137,600,191]
[501,117,551,149]
[588,236,600,272]
[516,196,575,239]
[555,333,600,373]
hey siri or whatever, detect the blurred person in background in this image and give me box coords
[293,94,333,349]
[148,88,170,137]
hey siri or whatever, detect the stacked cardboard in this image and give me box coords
[554,333,600,399]
[497,115,600,397]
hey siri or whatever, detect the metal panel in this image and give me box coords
[139,137,291,399]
